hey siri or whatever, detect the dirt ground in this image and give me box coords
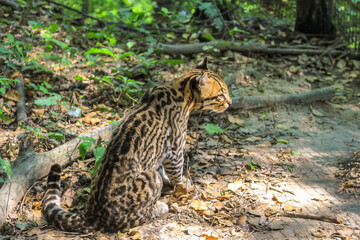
[1,53,359,239]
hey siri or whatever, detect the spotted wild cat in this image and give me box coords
[43,57,232,232]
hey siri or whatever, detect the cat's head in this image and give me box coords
[190,57,232,113]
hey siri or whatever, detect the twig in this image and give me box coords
[283,212,343,224]
[19,181,41,216]
[16,75,27,124]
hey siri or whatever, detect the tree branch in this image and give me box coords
[44,0,105,27]
[160,41,345,56]
[0,0,20,10]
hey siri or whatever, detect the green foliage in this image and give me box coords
[84,48,115,59]
[202,123,224,135]
[18,124,64,144]
[77,136,108,174]
[0,26,49,73]
[287,164,296,173]
[196,1,227,31]
[0,157,12,181]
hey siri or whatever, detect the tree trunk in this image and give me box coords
[295,0,335,35]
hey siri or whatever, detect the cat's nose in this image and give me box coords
[228,97,232,105]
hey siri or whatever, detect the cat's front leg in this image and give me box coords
[162,152,184,186]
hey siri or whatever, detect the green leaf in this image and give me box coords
[78,142,93,161]
[43,32,52,39]
[202,123,224,134]
[126,41,135,50]
[93,147,106,162]
[75,75,84,81]
[277,139,289,144]
[93,146,106,172]
[291,150,301,155]
[45,132,65,139]
[15,42,23,57]
[34,96,57,106]
[287,164,296,173]
[0,46,11,54]
[48,23,59,33]
[48,39,68,50]
[261,112,267,118]
[0,112,11,122]
[118,51,135,60]
[229,29,250,35]
[78,136,96,144]
[202,34,214,41]
[18,124,39,136]
[249,160,258,170]
[84,48,115,58]
[0,157,12,179]
[7,33,14,43]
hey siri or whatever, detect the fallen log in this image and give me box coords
[230,86,336,110]
[160,41,345,57]
[0,86,335,226]
[0,124,116,226]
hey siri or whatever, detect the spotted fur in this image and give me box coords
[42,57,232,233]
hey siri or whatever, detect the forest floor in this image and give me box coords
[1,53,359,240]
[1,7,360,240]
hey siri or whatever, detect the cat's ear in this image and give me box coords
[196,73,208,88]
[196,57,208,70]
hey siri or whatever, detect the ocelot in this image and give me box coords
[43,57,232,233]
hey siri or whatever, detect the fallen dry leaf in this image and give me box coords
[190,199,208,211]
[79,112,101,124]
[227,178,243,192]
[4,89,19,101]
[214,201,224,211]
[256,141,272,148]
[245,136,261,142]
[10,72,21,79]
[227,115,245,126]
[311,232,326,238]
[201,234,219,240]
[283,203,302,213]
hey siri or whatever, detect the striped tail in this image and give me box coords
[42,164,90,232]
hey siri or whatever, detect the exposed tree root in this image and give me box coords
[161,41,345,56]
